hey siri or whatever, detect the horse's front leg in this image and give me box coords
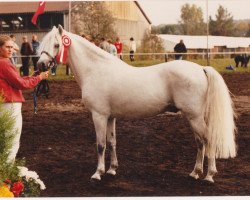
[91,112,108,181]
[106,117,118,176]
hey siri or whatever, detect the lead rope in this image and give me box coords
[32,77,49,143]
[33,79,50,114]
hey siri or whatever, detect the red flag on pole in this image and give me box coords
[31,1,46,25]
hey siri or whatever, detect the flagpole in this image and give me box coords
[66,0,71,75]
[206,0,210,65]
[69,0,71,32]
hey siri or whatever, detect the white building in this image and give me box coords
[159,34,250,58]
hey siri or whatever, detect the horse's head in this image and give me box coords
[37,25,64,71]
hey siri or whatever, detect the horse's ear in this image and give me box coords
[58,24,64,35]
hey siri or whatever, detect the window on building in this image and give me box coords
[0,12,63,32]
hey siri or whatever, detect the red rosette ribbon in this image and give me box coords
[56,34,72,64]
[11,181,24,197]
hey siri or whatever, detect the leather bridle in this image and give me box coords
[40,50,57,70]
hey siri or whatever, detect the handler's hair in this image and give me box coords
[0,35,11,47]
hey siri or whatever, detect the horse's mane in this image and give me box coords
[38,26,123,64]
[67,32,117,62]
[38,26,59,55]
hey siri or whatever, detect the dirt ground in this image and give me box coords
[19,73,249,197]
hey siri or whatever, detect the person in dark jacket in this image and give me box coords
[31,35,40,71]
[20,36,32,76]
[174,39,187,60]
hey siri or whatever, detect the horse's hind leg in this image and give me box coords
[106,117,119,176]
[91,112,108,181]
[188,116,207,180]
[189,136,205,179]
[204,152,217,183]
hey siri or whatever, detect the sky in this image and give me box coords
[138,0,250,25]
[1,0,249,25]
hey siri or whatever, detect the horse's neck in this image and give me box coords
[67,34,111,87]
[66,33,129,88]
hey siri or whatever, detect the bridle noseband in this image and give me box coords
[40,50,57,70]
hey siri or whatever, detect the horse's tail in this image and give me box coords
[203,67,237,159]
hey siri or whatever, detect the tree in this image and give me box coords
[152,24,181,35]
[71,2,117,40]
[246,23,250,37]
[234,21,249,37]
[179,4,206,35]
[139,31,165,60]
[209,5,234,36]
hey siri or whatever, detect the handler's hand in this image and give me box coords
[39,71,49,80]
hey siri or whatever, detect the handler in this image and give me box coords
[0,35,49,163]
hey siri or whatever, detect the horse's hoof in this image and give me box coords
[91,173,101,181]
[106,169,116,176]
[90,177,102,187]
[189,172,199,180]
[203,176,214,183]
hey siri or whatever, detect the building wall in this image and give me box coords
[105,1,141,21]
[114,19,150,45]
[104,1,151,45]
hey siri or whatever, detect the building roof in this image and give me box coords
[0,2,69,14]
[0,1,151,25]
[134,1,151,24]
[159,34,250,51]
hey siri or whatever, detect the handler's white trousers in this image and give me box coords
[2,103,22,163]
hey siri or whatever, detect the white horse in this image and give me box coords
[37,25,237,183]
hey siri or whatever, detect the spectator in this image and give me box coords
[31,34,40,71]
[99,37,110,52]
[114,37,123,60]
[129,37,136,61]
[82,34,92,42]
[94,38,100,47]
[81,34,86,39]
[0,35,49,163]
[9,34,19,66]
[174,39,187,60]
[88,35,96,44]
[20,36,32,76]
[108,39,117,56]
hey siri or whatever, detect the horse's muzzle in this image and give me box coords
[37,62,49,72]
[37,60,56,72]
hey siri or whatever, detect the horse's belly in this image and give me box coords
[110,98,169,119]
[111,108,164,119]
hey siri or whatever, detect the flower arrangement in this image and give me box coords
[0,168,46,197]
[0,97,46,197]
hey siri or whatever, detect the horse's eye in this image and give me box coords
[54,44,59,48]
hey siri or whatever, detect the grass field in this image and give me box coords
[39,57,249,81]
